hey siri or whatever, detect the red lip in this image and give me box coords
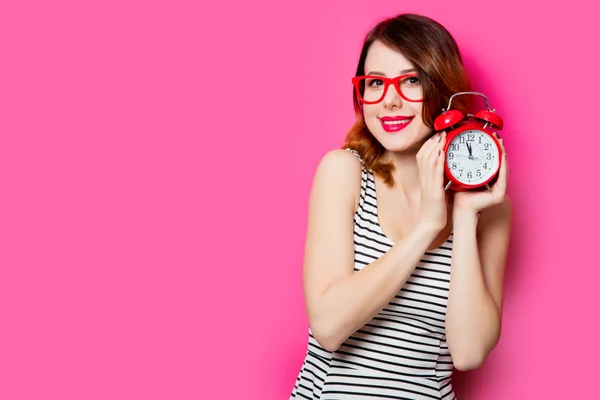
[380,116,414,122]
[379,116,414,133]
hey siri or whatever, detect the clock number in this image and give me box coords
[468,133,475,142]
[458,169,463,177]
[479,136,482,144]
[483,163,488,169]
[450,144,459,151]
[484,143,490,150]
[467,171,472,179]
[448,152,454,160]
[487,153,492,160]
[459,136,465,144]
[452,162,457,170]
[476,170,481,177]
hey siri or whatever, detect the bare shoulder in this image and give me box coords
[313,149,363,184]
[310,149,363,209]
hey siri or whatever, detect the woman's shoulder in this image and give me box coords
[310,149,364,208]
[322,147,364,163]
[313,148,364,181]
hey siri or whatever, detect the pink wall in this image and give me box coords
[1,0,598,399]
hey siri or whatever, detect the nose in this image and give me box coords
[382,82,402,109]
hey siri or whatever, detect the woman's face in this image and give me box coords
[361,40,433,153]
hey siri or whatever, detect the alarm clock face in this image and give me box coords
[445,129,500,186]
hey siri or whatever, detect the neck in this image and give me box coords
[383,147,423,205]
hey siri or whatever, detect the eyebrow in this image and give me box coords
[366,68,416,76]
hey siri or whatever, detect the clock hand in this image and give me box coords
[454,154,480,160]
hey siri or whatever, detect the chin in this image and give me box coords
[384,143,421,154]
[376,133,424,153]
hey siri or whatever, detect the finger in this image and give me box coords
[426,132,441,152]
[491,153,508,199]
[435,145,445,190]
[426,135,440,162]
[493,134,508,185]
[418,133,440,170]
[431,131,445,156]
[418,133,438,159]
[497,137,508,182]
[502,153,509,183]
[436,132,447,166]
[495,133,506,154]
[427,133,444,172]
[428,134,446,193]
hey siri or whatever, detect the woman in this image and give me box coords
[289,13,512,400]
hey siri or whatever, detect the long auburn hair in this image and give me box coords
[343,14,471,186]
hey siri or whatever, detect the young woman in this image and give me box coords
[290,13,512,400]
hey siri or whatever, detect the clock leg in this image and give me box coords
[485,184,493,194]
[444,181,453,191]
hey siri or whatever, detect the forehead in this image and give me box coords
[364,40,414,74]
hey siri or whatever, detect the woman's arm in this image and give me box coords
[445,197,512,370]
[304,138,446,352]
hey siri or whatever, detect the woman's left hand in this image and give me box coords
[453,133,509,214]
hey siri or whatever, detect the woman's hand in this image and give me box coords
[416,132,448,232]
[453,133,509,214]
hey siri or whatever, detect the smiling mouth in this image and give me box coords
[380,116,414,132]
[382,119,411,125]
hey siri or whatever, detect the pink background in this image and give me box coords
[1,0,599,399]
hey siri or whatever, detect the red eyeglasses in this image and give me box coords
[352,73,423,104]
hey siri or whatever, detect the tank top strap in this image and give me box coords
[344,147,364,165]
[344,148,372,216]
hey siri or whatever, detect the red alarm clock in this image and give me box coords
[434,92,503,193]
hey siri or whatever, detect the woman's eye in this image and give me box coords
[368,79,384,87]
[405,76,421,85]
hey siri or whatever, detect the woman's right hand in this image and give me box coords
[416,132,447,232]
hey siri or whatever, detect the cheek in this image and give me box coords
[362,104,378,117]
[363,110,380,130]
[361,105,379,126]
[411,113,434,138]
[410,102,424,116]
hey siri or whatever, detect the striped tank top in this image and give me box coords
[290,148,456,399]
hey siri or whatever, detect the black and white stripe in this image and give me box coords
[290,149,456,399]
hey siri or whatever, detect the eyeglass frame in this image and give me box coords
[352,73,424,104]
